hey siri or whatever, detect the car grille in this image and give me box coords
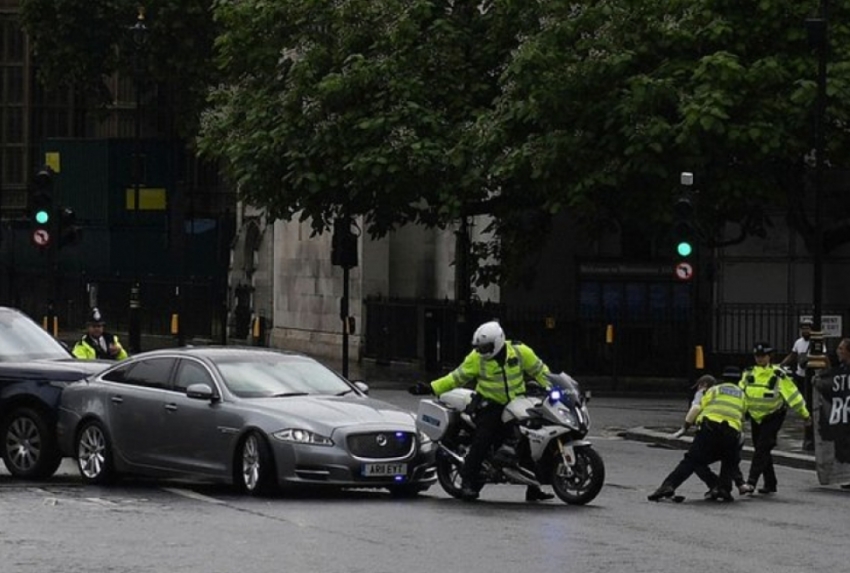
[347,431,415,459]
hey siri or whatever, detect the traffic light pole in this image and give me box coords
[127,9,147,354]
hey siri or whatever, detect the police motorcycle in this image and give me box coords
[415,372,605,505]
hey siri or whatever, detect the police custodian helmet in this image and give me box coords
[87,307,106,325]
[753,341,773,355]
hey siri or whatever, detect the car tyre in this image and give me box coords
[76,420,116,485]
[236,432,276,496]
[1,407,62,479]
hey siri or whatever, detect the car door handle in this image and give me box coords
[110,396,123,404]
[164,403,178,412]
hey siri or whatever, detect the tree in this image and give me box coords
[20,0,219,138]
[199,0,540,239]
[476,0,850,254]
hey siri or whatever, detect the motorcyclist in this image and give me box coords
[410,320,554,502]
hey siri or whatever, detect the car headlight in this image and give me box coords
[272,428,333,446]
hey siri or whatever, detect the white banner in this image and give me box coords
[813,367,850,485]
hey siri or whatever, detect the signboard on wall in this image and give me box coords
[801,315,843,338]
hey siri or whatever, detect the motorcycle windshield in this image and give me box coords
[546,372,582,405]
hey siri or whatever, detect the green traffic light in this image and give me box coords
[35,210,50,225]
[677,241,693,257]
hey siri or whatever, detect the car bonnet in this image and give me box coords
[247,394,416,431]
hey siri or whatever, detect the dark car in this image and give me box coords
[0,307,111,478]
[57,346,436,496]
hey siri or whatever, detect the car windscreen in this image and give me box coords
[215,357,352,398]
[0,309,72,362]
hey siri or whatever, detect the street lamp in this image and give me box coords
[128,7,148,354]
[804,2,828,452]
[806,2,827,333]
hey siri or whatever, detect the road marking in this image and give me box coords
[85,497,119,506]
[162,486,227,505]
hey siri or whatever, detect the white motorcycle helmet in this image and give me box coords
[471,321,506,359]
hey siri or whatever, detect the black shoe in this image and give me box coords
[704,489,719,500]
[757,486,776,495]
[460,482,479,501]
[840,484,850,490]
[525,487,555,502]
[708,487,734,502]
[648,485,675,502]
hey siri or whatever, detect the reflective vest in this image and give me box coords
[696,383,747,433]
[739,365,809,423]
[430,342,550,404]
[72,334,129,361]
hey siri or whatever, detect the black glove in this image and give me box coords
[408,382,433,396]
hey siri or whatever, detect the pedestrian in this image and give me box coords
[739,341,812,495]
[780,317,814,450]
[649,373,748,502]
[72,307,129,361]
[409,320,554,502]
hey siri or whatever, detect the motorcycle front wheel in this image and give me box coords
[551,445,605,505]
[436,447,467,499]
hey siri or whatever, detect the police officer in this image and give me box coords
[648,373,747,502]
[72,307,129,360]
[738,341,812,495]
[411,320,553,502]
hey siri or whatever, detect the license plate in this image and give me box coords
[362,463,407,477]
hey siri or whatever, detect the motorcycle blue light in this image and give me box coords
[394,476,404,482]
[549,390,562,403]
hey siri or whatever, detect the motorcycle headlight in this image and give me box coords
[557,408,579,429]
[272,428,333,446]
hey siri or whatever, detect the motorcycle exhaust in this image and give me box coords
[502,466,541,488]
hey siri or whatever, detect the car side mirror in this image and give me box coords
[353,381,369,395]
[186,383,216,401]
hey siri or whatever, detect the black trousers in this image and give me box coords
[662,421,741,493]
[461,401,506,486]
[747,409,786,489]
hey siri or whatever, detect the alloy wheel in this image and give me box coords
[5,416,41,473]
[77,424,107,480]
[242,434,261,491]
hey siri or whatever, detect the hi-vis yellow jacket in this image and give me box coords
[739,365,810,423]
[696,383,747,433]
[430,342,550,405]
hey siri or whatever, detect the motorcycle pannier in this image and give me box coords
[416,399,458,441]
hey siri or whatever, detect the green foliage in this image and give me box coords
[26,0,850,287]
[200,0,539,240]
[478,0,850,252]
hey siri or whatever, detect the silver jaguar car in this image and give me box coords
[57,347,436,496]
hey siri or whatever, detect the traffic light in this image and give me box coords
[57,206,82,248]
[331,217,358,268]
[672,194,695,258]
[29,166,55,249]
